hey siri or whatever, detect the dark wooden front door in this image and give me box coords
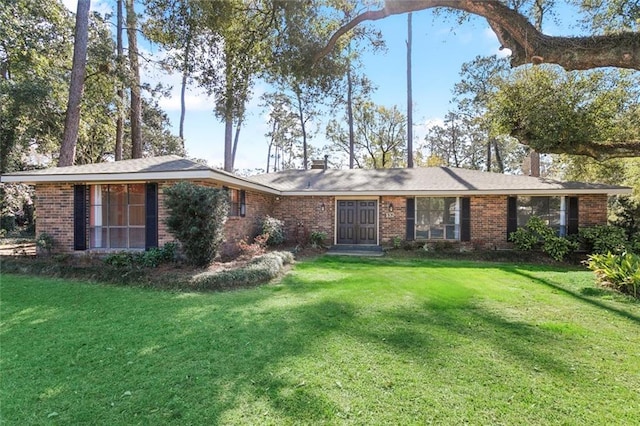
[337,200,377,245]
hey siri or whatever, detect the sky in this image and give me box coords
[63,1,578,172]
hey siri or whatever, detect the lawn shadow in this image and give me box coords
[506,267,640,325]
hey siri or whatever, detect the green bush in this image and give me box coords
[164,182,228,266]
[509,216,554,251]
[310,231,327,248]
[36,232,55,255]
[578,226,628,254]
[190,251,294,290]
[509,227,539,251]
[510,216,575,261]
[104,251,136,268]
[262,216,285,246]
[543,236,578,262]
[586,252,640,298]
[104,243,179,269]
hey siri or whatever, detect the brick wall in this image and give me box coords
[579,194,608,227]
[470,195,509,249]
[273,196,334,245]
[33,180,613,255]
[35,183,76,253]
[380,196,406,245]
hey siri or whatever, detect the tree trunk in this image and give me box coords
[347,54,355,169]
[493,138,504,173]
[126,0,142,159]
[231,117,242,169]
[406,12,414,168]
[115,0,123,161]
[486,138,492,171]
[58,0,91,167]
[224,116,233,171]
[295,90,308,170]
[179,29,191,145]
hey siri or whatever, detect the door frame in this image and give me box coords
[334,196,379,245]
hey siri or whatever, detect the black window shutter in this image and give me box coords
[507,196,518,241]
[460,197,471,242]
[568,196,579,235]
[239,190,246,217]
[145,183,158,249]
[406,198,415,241]
[73,185,87,251]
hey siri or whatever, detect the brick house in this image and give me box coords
[0,155,631,254]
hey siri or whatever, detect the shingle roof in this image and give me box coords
[249,167,631,195]
[1,156,631,195]
[3,155,210,176]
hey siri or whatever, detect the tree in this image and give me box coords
[261,92,302,172]
[452,55,513,172]
[58,0,91,167]
[327,101,406,169]
[126,0,143,159]
[2,0,73,172]
[487,66,640,159]
[406,12,414,168]
[315,1,640,159]
[115,0,124,160]
[315,0,640,71]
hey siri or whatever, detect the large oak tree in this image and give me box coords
[316,0,640,159]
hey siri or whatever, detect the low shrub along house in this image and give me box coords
[0,155,631,254]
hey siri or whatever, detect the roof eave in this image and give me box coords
[282,188,633,196]
[0,170,282,195]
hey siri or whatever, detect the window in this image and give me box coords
[89,184,146,249]
[517,196,566,235]
[227,188,246,217]
[415,197,459,240]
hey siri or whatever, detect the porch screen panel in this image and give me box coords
[89,184,146,249]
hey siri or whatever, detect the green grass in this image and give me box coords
[2,256,639,425]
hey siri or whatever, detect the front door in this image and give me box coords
[337,200,377,245]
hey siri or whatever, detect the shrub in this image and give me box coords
[543,236,578,261]
[190,251,295,290]
[391,235,402,249]
[510,216,554,251]
[262,216,285,246]
[238,233,269,258]
[578,226,628,254]
[138,242,179,268]
[164,182,228,267]
[510,216,576,261]
[104,243,179,269]
[35,232,55,255]
[586,252,640,298]
[310,231,328,248]
[104,251,136,268]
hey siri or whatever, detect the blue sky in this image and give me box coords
[65,1,578,171]
[161,10,511,171]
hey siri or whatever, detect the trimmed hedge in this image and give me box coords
[189,251,294,291]
[1,251,295,291]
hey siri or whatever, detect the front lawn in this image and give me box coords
[2,257,639,424]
